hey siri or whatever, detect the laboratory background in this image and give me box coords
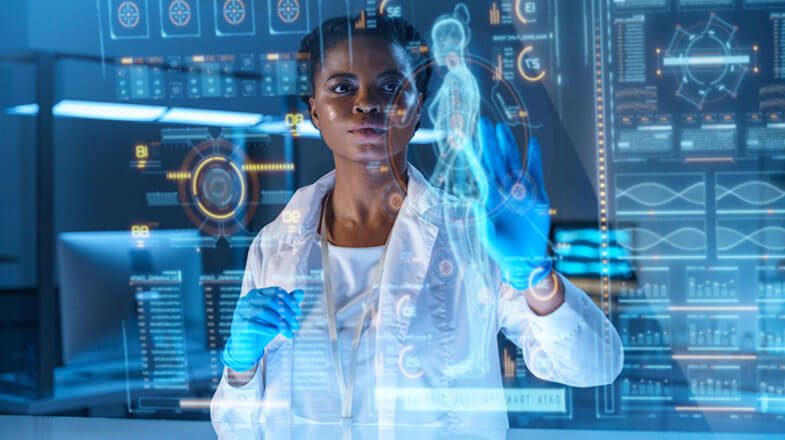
[1,0,785,437]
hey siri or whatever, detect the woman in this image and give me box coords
[211,14,623,432]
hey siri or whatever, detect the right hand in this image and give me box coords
[220,286,304,372]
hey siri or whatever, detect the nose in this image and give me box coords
[353,89,381,114]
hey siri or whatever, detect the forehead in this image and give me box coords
[318,36,414,78]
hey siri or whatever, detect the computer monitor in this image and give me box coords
[57,229,203,369]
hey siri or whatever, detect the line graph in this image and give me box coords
[716,173,785,214]
[616,173,706,216]
[717,220,785,258]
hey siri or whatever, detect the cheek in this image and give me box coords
[387,92,420,129]
[316,102,345,135]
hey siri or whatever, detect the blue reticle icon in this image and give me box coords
[277,0,300,23]
[118,1,141,28]
[268,0,308,34]
[109,0,150,39]
[168,0,192,26]
[160,0,200,37]
[223,0,245,24]
[215,0,254,35]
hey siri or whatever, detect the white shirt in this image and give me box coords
[326,243,384,423]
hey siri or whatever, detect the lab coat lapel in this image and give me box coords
[374,166,439,426]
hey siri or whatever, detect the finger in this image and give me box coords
[245,319,279,338]
[273,316,296,338]
[248,286,286,305]
[496,122,522,175]
[252,307,283,327]
[291,289,305,303]
[268,297,300,328]
[525,137,549,205]
[255,307,296,337]
[277,290,303,317]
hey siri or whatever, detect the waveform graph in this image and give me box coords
[615,173,706,216]
[618,219,707,260]
[716,218,785,259]
[716,172,785,215]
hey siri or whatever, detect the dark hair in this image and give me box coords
[299,14,432,113]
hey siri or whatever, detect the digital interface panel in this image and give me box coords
[61,0,785,431]
[591,0,785,426]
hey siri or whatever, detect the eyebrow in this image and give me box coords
[324,73,356,83]
[323,70,407,84]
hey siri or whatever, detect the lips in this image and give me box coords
[348,121,387,138]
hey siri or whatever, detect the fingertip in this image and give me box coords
[292,289,305,301]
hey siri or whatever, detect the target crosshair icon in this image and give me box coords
[118,1,141,28]
[223,0,246,25]
[277,0,300,24]
[168,0,192,27]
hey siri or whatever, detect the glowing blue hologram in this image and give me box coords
[423,4,496,380]
[109,0,150,39]
[427,3,486,201]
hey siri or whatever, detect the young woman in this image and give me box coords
[211,15,623,432]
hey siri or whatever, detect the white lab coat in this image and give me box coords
[211,164,623,434]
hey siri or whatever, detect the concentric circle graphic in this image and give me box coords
[168,0,192,27]
[277,0,300,24]
[223,0,246,25]
[191,156,245,220]
[177,138,259,236]
[663,14,748,109]
[118,1,141,28]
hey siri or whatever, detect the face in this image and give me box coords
[309,36,423,165]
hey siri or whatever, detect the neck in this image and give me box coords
[330,152,408,226]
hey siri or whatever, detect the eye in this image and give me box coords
[381,80,403,94]
[330,83,354,94]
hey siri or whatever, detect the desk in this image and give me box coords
[0,415,779,440]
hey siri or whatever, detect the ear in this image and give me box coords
[308,96,320,131]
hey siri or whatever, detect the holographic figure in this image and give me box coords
[427,3,486,201]
[427,4,494,379]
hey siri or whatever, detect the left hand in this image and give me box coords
[473,117,552,290]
